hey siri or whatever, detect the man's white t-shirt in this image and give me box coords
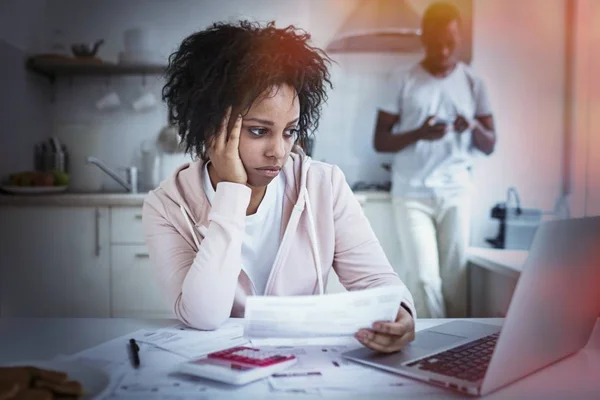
[203,163,284,295]
[381,62,493,197]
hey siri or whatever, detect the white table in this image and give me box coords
[1,317,599,399]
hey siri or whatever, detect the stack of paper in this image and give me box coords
[134,320,249,359]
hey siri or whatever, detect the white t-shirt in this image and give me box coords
[203,163,285,295]
[381,62,493,197]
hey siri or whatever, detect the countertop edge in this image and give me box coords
[0,191,392,207]
[467,247,527,279]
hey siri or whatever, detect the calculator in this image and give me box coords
[178,346,297,385]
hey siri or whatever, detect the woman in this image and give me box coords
[143,21,415,353]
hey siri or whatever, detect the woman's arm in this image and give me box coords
[330,166,416,317]
[142,182,250,330]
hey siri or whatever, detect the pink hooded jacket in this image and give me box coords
[142,150,415,330]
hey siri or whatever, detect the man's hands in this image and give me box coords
[419,116,449,141]
[207,107,247,185]
[453,114,474,134]
[417,114,476,142]
[355,305,415,353]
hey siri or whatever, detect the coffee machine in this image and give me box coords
[486,187,542,250]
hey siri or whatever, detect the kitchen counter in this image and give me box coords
[0,190,392,207]
[353,190,391,205]
[0,192,149,207]
[467,247,528,280]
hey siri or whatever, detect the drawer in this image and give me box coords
[111,244,174,318]
[110,207,145,244]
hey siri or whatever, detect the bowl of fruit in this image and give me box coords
[1,170,69,194]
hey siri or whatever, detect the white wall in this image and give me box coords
[468,0,566,245]
[14,0,567,247]
[0,0,47,51]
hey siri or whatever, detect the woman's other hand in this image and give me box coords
[355,305,416,353]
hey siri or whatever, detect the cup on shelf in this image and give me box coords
[95,91,121,111]
[132,91,157,112]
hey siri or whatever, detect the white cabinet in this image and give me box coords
[0,207,110,317]
[109,207,174,318]
[110,207,145,244]
[110,244,174,318]
[468,263,518,318]
[466,249,524,317]
[361,199,405,283]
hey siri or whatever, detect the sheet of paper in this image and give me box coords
[250,340,442,395]
[111,369,210,397]
[133,320,249,359]
[269,362,431,392]
[244,286,404,338]
[111,368,283,400]
[258,344,359,371]
[53,329,153,372]
[318,384,447,397]
[250,336,361,348]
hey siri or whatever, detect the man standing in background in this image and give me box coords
[373,2,496,318]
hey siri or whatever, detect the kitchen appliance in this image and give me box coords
[155,117,190,183]
[138,120,191,190]
[34,137,68,173]
[486,187,542,250]
[139,140,159,191]
[326,0,422,53]
[326,0,473,63]
[55,123,104,192]
[158,152,191,182]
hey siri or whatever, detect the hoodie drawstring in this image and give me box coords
[304,189,324,295]
[180,205,201,249]
[296,154,324,296]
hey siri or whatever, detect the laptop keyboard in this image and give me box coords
[406,332,499,382]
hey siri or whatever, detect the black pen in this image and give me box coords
[129,338,141,368]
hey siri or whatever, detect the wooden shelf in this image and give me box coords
[26,56,167,82]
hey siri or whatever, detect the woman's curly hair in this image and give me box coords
[162,20,333,160]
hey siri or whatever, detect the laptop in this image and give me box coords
[343,216,600,396]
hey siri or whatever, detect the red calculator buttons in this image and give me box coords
[208,347,295,367]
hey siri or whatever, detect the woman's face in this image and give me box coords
[239,84,300,188]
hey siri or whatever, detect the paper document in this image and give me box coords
[269,364,415,391]
[112,370,210,397]
[258,342,439,395]
[244,286,404,338]
[134,320,249,359]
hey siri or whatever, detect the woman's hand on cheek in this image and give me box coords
[355,305,415,353]
[208,107,248,185]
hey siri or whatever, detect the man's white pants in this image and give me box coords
[392,192,471,318]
